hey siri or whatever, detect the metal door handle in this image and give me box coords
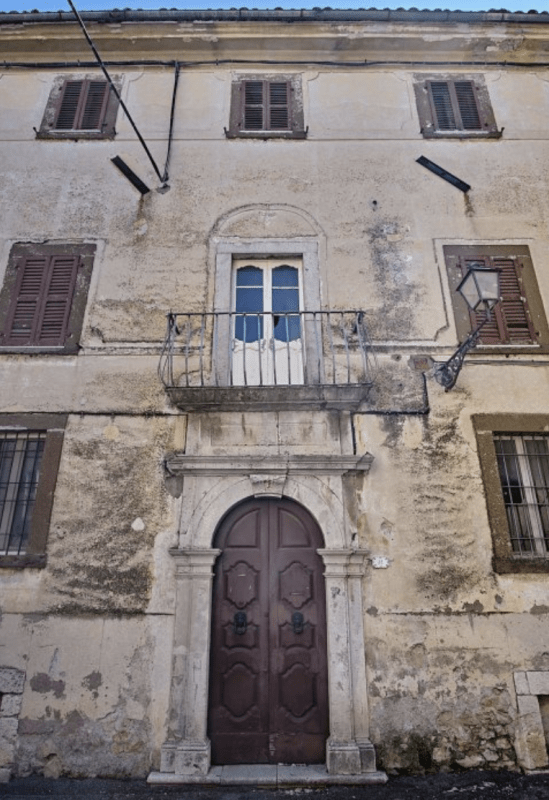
[292,612,304,634]
[234,611,247,635]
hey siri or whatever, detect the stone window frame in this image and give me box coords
[36,74,121,140]
[0,414,67,569]
[225,74,307,139]
[474,414,549,574]
[514,671,549,771]
[443,245,549,354]
[0,242,96,354]
[413,73,500,139]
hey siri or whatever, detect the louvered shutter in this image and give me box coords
[429,82,456,130]
[36,256,79,345]
[268,82,290,130]
[428,80,482,132]
[55,80,84,130]
[80,81,110,130]
[3,256,48,345]
[243,81,265,130]
[454,81,481,130]
[3,255,79,346]
[461,256,536,345]
[242,80,290,131]
[54,79,110,131]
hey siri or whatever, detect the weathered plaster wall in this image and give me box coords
[1,18,549,777]
[1,614,173,778]
[352,383,549,772]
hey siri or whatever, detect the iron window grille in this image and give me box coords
[494,433,549,559]
[0,431,46,556]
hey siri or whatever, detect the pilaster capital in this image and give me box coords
[169,548,221,578]
[317,548,369,578]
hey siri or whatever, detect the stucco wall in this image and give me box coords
[1,16,549,778]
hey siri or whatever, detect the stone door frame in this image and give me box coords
[158,452,378,777]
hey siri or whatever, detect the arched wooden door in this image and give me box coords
[208,497,328,765]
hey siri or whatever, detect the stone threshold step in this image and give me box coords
[148,764,388,786]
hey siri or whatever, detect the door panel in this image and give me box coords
[209,498,328,765]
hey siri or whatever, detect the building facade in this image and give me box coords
[1,6,549,782]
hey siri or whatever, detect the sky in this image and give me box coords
[0,0,548,14]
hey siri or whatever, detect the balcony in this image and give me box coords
[159,311,376,411]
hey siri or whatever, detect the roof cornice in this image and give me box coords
[1,8,549,26]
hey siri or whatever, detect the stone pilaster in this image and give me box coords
[318,549,377,774]
[160,548,220,776]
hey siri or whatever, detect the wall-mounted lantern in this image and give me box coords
[434,264,501,391]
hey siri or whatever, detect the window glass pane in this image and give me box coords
[272,266,299,287]
[236,287,263,313]
[494,434,549,557]
[495,438,523,505]
[235,268,263,343]
[0,439,16,508]
[0,432,45,556]
[494,437,533,553]
[236,266,263,287]
[525,437,549,549]
[272,266,300,342]
[272,288,299,313]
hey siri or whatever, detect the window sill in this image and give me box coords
[468,343,547,355]
[0,345,79,355]
[493,555,549,575]
[36,130,115,141]
[421,129,502,139]
[224,128,308,140]
[0,554,47,569]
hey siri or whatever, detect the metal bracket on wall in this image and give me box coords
[416,155,471,193]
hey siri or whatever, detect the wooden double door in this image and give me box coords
[208,497,328,765]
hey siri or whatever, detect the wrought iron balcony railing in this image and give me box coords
[159,311,376,411]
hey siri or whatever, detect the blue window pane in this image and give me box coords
[272,288,299,313]
[236,266,263,287]
[272,266,299,287]
[236,287,263,313]
[235,315,263,342]
[274,314,301,342]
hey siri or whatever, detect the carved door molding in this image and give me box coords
[156,455,379,779]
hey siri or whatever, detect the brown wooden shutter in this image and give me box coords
[54,79,110,131]
[4,255,79,346]
[454,81,481,130]
[429,82,456,130]
[4,256,48,344]
[54,80,84,130]
[243,81,265,130]
[37,255,79,345]
[428,80,482,132]
[461,256,536,345]
[242,80,291,131]
[268,82,290,130]
[80,81,110,130]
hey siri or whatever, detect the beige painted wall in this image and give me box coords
[1,16,549,778]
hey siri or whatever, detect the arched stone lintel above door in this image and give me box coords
[157,453,379,779]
